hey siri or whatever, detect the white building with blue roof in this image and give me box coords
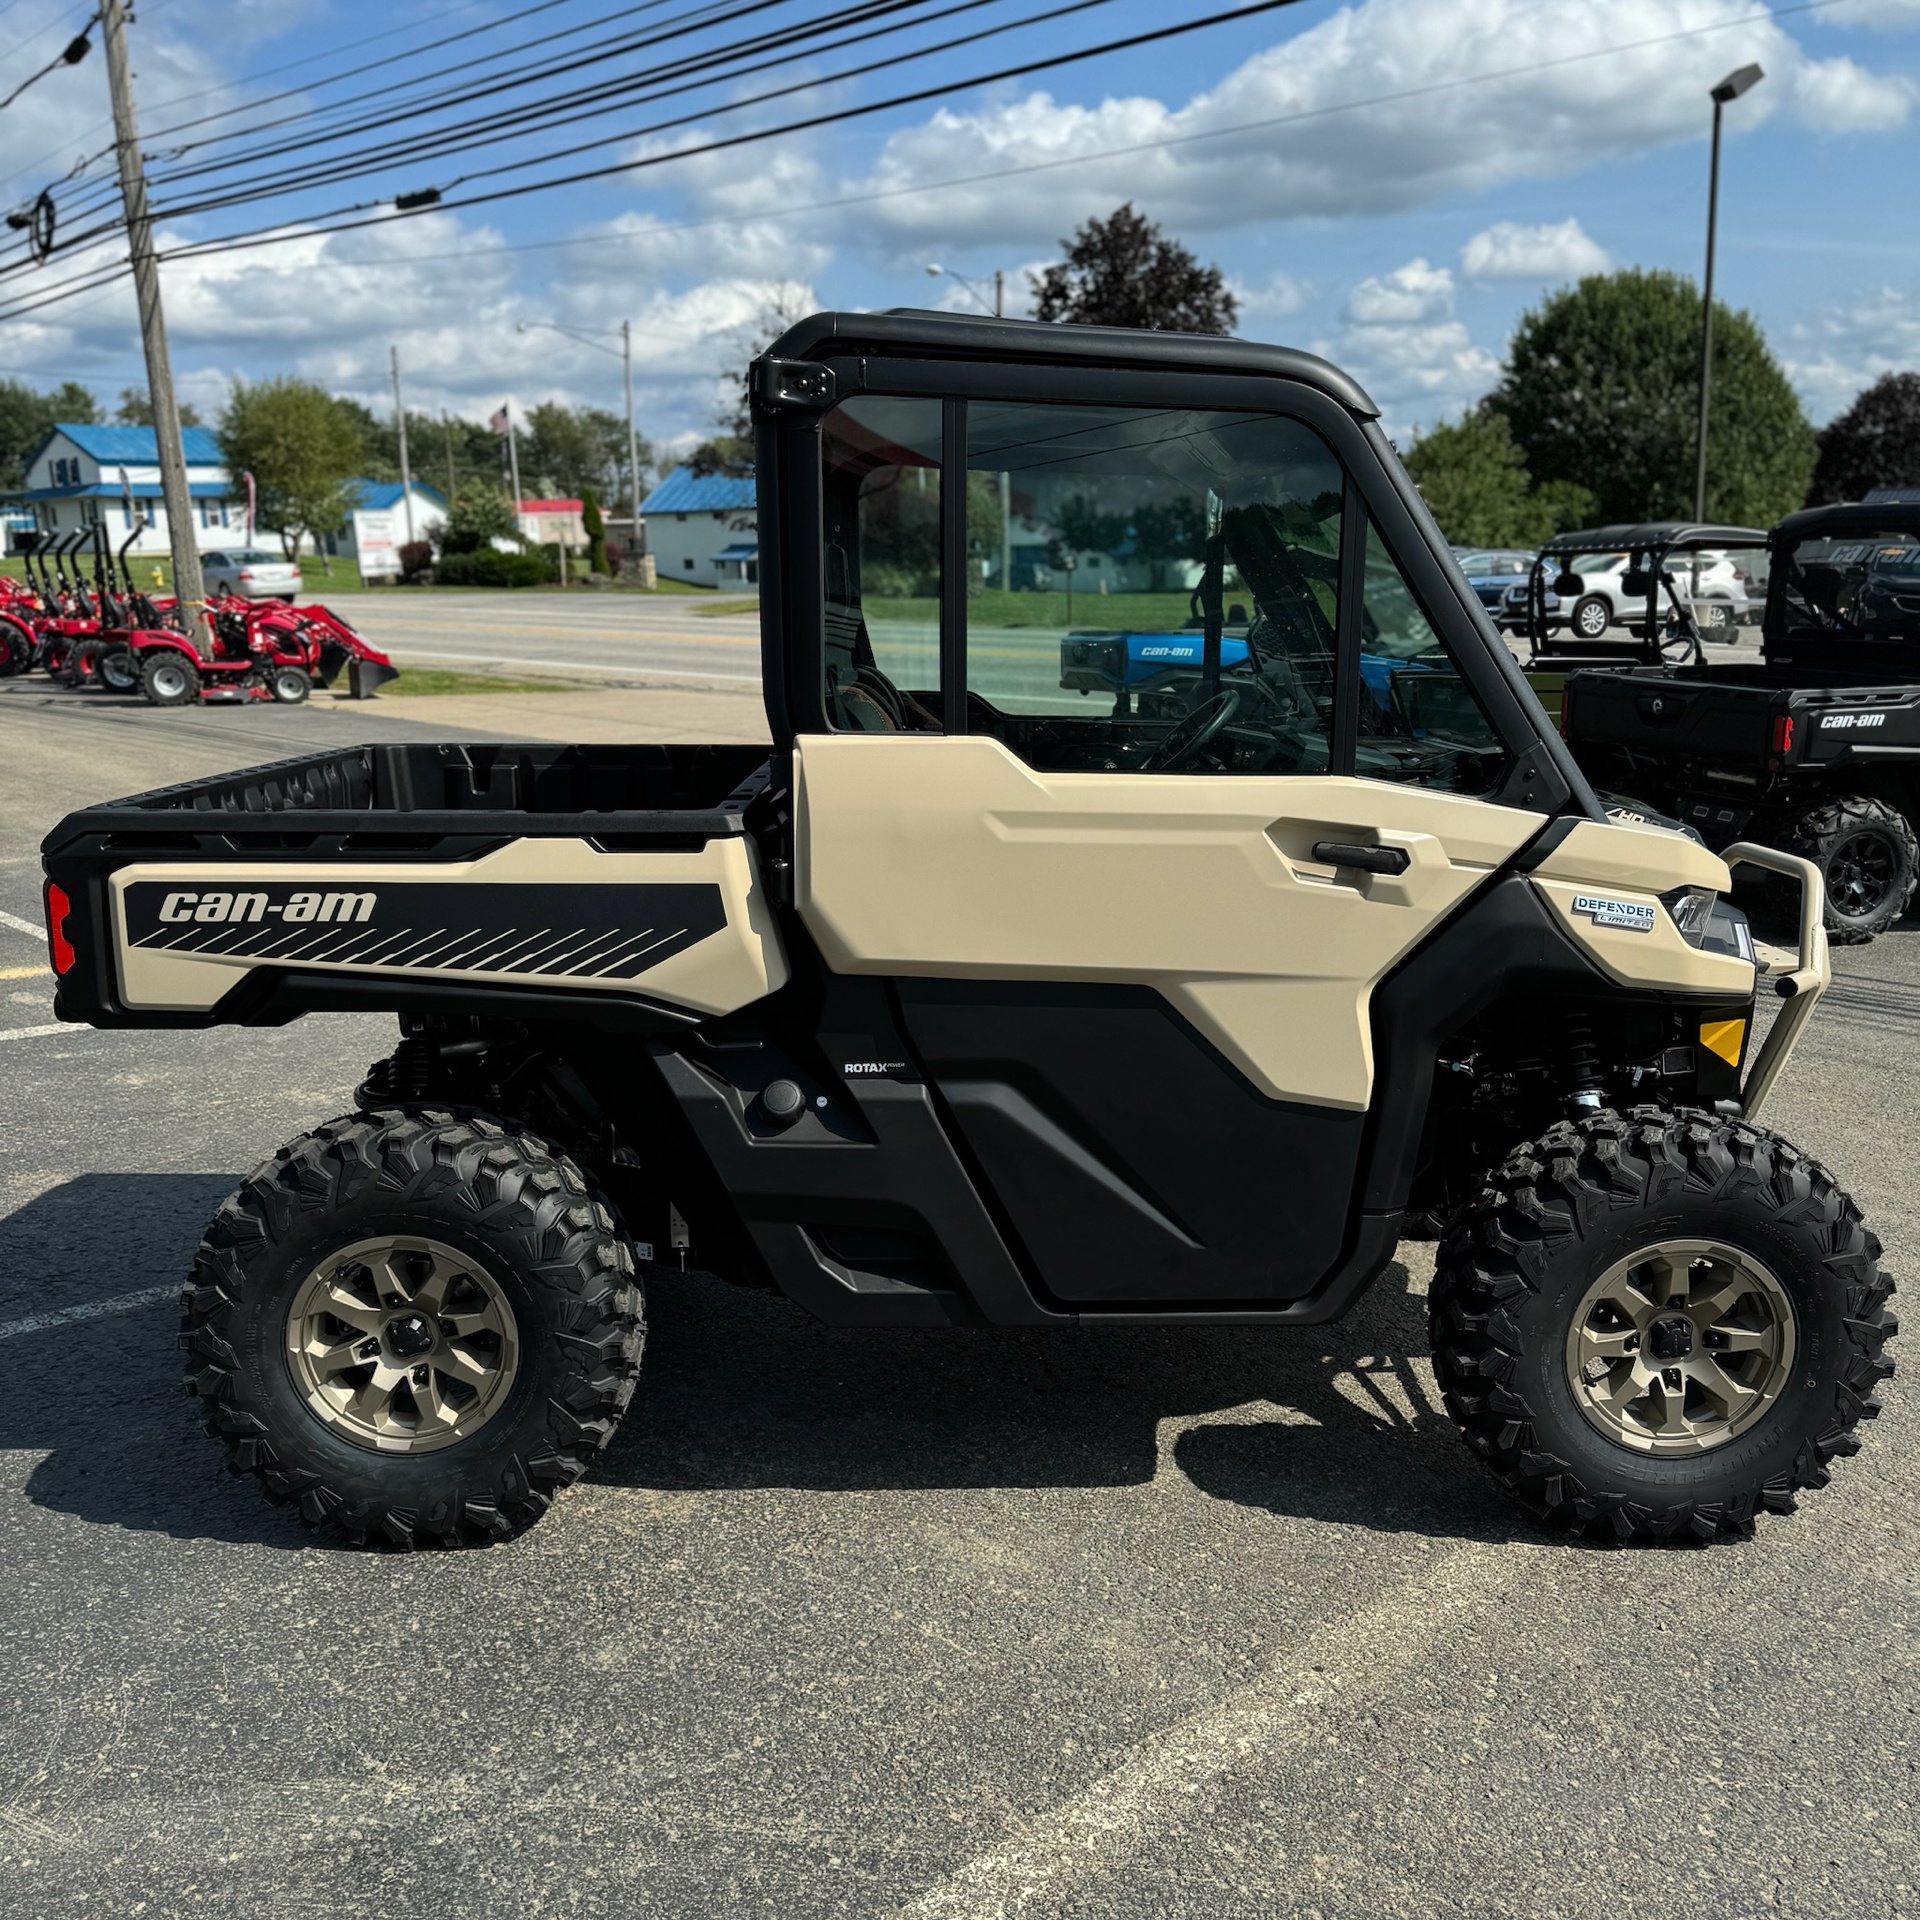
[641,465,757,588]
[326,478,448,579]
[10,422,236,554]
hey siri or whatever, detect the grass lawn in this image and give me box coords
[375,666,571,697]
[868,590,1203,630]
[692,598,761,618]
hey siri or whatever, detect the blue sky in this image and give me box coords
[0,0,1914,460]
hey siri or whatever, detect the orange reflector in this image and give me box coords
[1700,1018,1745,1067]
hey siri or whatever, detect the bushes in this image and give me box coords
[398,540,434,582]
[432,547,558,588]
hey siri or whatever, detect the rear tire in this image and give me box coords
[1782,794,1918,943]
[140,649,200,706]
[97,643,139,692]
[181,1108,646,1547]
[1571,594,1611,640]
[1431,1109,1894,1544]
[269,664,311,703]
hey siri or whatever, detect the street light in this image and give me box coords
[515,317,645,559]
[1694,62,1764,522]
[924,265,1011,594]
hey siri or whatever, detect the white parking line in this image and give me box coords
[0,1285,176,1342]
[894,1537,1533,1920]
[0,907,44,940]
[0,1023,70,1044]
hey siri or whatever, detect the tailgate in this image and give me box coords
[40,742,787,1030]
[1797,687,1920,766]
[1564,671,1775,760]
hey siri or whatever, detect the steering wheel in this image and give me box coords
[1143,686,1243,771]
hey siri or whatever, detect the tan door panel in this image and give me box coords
[797,735,1543,1109]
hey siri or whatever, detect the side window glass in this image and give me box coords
[965,403,1341,774]
[820,397,943,732]
[1357,521,1512,797]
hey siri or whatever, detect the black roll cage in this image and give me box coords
[1522,519,1767,668]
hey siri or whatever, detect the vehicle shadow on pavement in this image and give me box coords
[6,1174,1529,1549]
[605,1259,1533,1544]
[3,1172,315,1552]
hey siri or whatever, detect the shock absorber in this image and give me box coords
[1564,1015,1604,1116]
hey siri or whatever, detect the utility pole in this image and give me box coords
[1695,63,1764,522]
[622,319,644,564]
[390,346,416,544]
[99,0,205,639]
[927,263,1011,593]
[442,412,456,501]
[504,402,523,534]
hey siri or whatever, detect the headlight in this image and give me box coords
[1661,886,1717,946]
[1662,886,1754,962]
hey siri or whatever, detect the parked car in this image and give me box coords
[1451,548,1535,628]
[1549,549,1756,641]
[201,548,301,602]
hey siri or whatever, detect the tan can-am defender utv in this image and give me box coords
[40,313,1894,1548]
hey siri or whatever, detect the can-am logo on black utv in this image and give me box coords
[1571,893,1657,932]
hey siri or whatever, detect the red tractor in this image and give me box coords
[103,596,398,705]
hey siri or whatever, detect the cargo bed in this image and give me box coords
[41,742,787,1032]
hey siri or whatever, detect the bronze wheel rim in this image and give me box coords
[285,1235,520,1454]
[1564,1239,1796,1456]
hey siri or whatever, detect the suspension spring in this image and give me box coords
[1564,1016,1604,1112]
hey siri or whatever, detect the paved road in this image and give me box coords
[0,697,1914,1919]
[318,589,768,685]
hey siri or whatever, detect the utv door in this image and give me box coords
[783,366,1554,1307]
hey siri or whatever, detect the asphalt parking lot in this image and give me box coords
[1,688,1916,1920]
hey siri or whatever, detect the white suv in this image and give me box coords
[1558,551,1754,640]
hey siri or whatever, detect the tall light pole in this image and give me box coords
[926,264,1010,594]
[1695,62,1764,523]
[389,346,416,545]
[100,0,206,640]
[516,317,645,553]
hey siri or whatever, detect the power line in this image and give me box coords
[148,0,1051,215]
[0,0,1847,330]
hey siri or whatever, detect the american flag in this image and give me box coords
[489,404,510,434]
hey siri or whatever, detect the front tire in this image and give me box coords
[141,649,200,706]
[268,663,311,703]
[97,643,139,692]
[1783,794,1918,944]
[1431,1109,1894,1544]
[182,1109,645,1547]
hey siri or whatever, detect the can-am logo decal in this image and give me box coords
[1572,893,1657,932]
[122,878,727,980]
[1819,711,1887,730]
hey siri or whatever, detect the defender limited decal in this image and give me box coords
[1571,893,1658,933]
[122,879,728,980]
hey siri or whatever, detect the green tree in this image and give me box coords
[218,377,365,564]
[114,386,201,428]
[438,483,520,556]
[1807,371,1920,505]
[0,377,100,490]
[581,484,609,573]
[1494,268,1815,527]
[1032,204,1237,334]
[1404,405,1594,547]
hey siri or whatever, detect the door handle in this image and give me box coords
[1312,841,1410,876]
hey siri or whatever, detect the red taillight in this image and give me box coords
[238,571,253,580]
[44,882,74,975]
[1771,713,1794,755]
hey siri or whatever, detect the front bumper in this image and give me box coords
[1721,842,1831,1117]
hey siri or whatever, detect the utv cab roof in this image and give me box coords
[1771,500,1920,545]
[1535,521,1768,558]
[761,309,1381,418]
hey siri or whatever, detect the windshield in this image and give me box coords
[1776,532,1920,642]
[236,550,287,565]
[1455,551,1529,576]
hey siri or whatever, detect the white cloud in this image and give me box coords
[833,0,1912,252]
[1345,258,1454,326]
[1234,272,1311,324]
[1329,257,1499,428]
[1782,286,1920,421]
[1461,218,1610,281]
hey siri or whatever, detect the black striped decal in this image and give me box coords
[121,880,728,981]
